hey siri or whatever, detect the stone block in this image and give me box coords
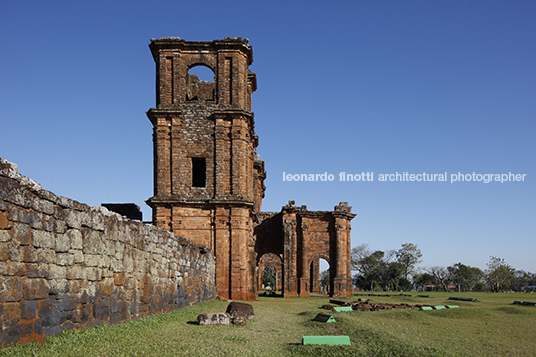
[114,242,124,260]
[41,200,55,215]
[0,276,23,302]
[30,211,43,229]
[42,325,63,337]
[70,249,84,263]
[67,229,83,249]
[54,219,66,234]
[49,279,70,295]
[57,295,77,312]
[101,268,112,278]
[20,300,37,319]
[48,264,66,279]
[32,230,55,249]
[197,312,230,325]
[17,209,31,224]
[68,279,83,294]
[0,261,25,276]
[25,263,48,278]
[55,253,74,266]
[105,239,116,256]
[42,215,54,232]
[88,211,105,231]
[36,298,52,317]
[66,265,86,280]
[83,230,105,255]
[124,277,136,290]
[84,254,100,267]
[86,268,100,281]
[2,302,22,327]
[0,242,9,261]
[55,233,70,252]
[0,210,12,229]
[65,210,81,229]
[2,325,21,346]
[12,222,31,245]
[0,230,10,242]
[226,301,254,324]
[22,278,50,300]
[22,246,39,263]
[54,205,65,220]
[18,320,34,340]
[113,272,126,286]
[36,248,55,264]
[9,241,24,262]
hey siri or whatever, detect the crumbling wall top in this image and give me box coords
[149,37,253,65]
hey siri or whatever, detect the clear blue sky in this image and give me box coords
[1,1,535,273]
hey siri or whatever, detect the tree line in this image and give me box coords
[351,243,536,292]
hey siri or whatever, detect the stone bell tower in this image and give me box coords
[146,37,264,300]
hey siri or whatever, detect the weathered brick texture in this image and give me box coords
[255,201,354,298]
[0,157,215,347]
[146,37,262,300]
[146,37,355,301]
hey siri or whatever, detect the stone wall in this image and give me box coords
[0,157,215,347]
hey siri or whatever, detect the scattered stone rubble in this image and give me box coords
[327,299,433,312]
[197,313,231,326]
[197,301,255,326]
[226,301,254,326]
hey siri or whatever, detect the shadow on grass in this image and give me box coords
[258,291,284,298]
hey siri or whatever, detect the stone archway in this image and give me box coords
[257,253,283,293]
[308,254,330,295]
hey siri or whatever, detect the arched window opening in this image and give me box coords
[262,266,277,292]
[258,253,283,296]
[186,65,215,101]
[312,258,331,296]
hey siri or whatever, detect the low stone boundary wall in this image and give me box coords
[0,158,215,347]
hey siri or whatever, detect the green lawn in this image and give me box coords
[2,292,536,356]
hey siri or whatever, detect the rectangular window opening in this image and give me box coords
[192,158,206,188]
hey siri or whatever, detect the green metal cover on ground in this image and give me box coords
[447,305,460,309]
[313,314,336,323]
[434,306,446,310]
[302,336,351,346]
[334,306,353,312]
[421,306,434,311]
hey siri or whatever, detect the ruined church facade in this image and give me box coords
[146,37,355,300]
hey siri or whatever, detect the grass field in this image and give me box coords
[1,292,535,356]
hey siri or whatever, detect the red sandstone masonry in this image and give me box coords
[0,157,215,347]
[146,38,355,301]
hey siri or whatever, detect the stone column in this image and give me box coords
[214,115,231,198]
[282,202,298,298]
[214,205,231,298]
[298,219,310,297]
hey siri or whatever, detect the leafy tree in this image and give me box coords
[473,281,486,292]
[262,265,276,289]
[447,263,484,292]
[486,256,514,292]
[510,270,529,292]
[413,273,435,291]
[382,261,412,291]
[354,250,386,290]
[396,243,423,281]
[425,266,451,292]
[351,243,372,271]
[352,243,423,291]
[319,269,330,294]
